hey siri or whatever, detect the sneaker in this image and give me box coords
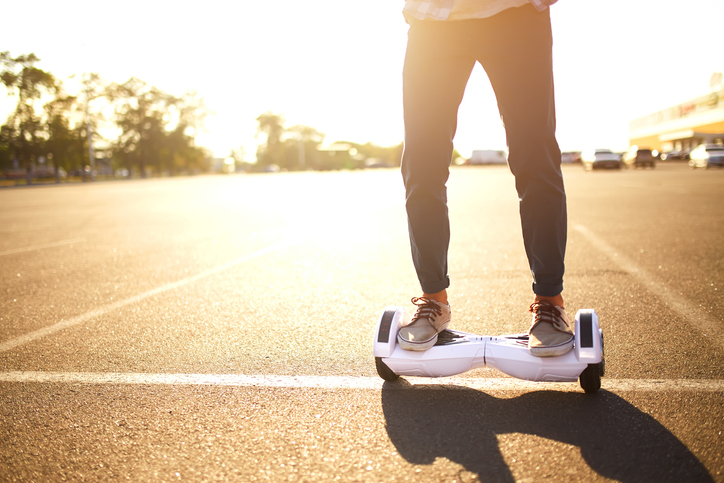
[528,301,574,357]
[397,297,451,351]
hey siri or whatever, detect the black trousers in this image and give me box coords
[401,4,566,297]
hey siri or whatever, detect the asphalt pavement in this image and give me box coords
[1,163,722,482]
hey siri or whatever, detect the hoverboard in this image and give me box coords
[373,307,604,392]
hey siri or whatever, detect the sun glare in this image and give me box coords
[1,0,722,161]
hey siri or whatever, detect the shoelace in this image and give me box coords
[410,296,443,324]
[528,301,569,332]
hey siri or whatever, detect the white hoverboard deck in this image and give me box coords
[373,307,604,392]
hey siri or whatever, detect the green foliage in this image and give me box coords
[254,111,402,171]
[0,51,57,180]
[107,78,207,177]
[344,141,403,168]
[255,112,287,168]
[44,93,86,178]
[0,53,208,181]
[284,124,325,171]
[255,112,327,171]
[0,125,13,170]
[0,51,403,182]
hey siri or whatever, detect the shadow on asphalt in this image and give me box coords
[381,380,713,482]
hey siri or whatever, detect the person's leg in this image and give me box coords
[398,19,474,351]
[474,6,572,356]
[401,19,475,297]
[474,5,566,301]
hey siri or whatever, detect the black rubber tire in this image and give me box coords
[598,329,606,377]
[580,329,604,392]
[375,357,400,382]
[579,363,601,393]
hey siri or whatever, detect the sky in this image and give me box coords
[1,0,723,160]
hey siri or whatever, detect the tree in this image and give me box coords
[164,90,208,175]
[43,92,84,182]
[255,112,285,168]
[79,72,111,180]
[107,78,207,177]
[0,51,56,184]
[285,124,324,171]
[255,114,327,171]
[337,140,403,169]
[0,125,13,173]
[162,123,207,175]
[107,77,168,177]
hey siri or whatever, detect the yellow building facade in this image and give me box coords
[629,87,724,153]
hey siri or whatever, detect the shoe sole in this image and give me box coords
[529,338,574,357]
[397,320,450,352]
[397,333,438,351]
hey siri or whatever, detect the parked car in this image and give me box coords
[581,149,622,170]
[623,147,656,168]
[660,149,690,161]
[688,144,724,169]
[561,151,581,163]
[467,149,507,165]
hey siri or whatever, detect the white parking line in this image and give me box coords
[574,224,724,351]
[0,238,86,256]
[1,371,723,393]
[0,240,297,353]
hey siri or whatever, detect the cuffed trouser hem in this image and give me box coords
[420,278,450,295]
[532,282,564,298]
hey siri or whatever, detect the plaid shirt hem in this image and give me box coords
[403,0,454,21]
[529,0,557,11]
[403,0,557,21]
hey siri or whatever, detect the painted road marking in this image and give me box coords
[1,372,723,393]
[0,240,297,353]
[0,238,86,256]
[574,224,724,351]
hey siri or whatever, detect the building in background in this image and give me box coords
[629,74,724,155]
